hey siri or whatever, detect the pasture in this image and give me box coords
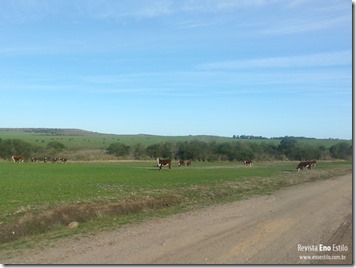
[0,160,352,246]
[0,128,350,150]
[0,129,234,149]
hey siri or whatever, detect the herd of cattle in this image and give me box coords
[156,158,317,171]
[11,156,67,163]
[11,155,316,171]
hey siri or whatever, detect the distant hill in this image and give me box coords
[0,128,100,136]
[0,128,351,150]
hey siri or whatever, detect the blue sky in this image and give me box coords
[0,0,352,139]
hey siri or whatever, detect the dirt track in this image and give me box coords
[1,173,352,264]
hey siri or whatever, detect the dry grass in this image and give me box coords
[0,196,181,244]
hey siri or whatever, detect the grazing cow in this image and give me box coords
[52,157,67,163]
[186,160,192,166]
[58,157,67,163]
[157,158,171,170]
[31,157,47,163]
[178,160,185,166]
[12,156,24,163]
[244,160,253,167]
[309,160,317,167]
[296,160,316,171]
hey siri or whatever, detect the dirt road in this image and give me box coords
[1,173,352,264]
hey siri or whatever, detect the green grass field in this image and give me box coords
[0,128,350,149]
[0,160,352,246]
[0,129,235,149]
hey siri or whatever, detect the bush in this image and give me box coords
[106,142,130,157]
[330,142,352,160]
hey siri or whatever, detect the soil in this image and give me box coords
[1,173,352,264]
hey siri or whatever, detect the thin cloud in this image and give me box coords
[261,15,350,35]
[0,0,281,23]
[197,51,351,70]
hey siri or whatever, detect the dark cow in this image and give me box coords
[31,157,48,163]
[186,160,192,166]
[157,158,171,170]
[12,156,24,163]
[178,160,185,166]
[244,160,253,167]
[296,160,316,171]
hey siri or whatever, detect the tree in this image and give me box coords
[278,137,299,160]
[329,142,352,159]
[0,139,33,159]
[46,141,66,151]
[107,142,130,157]
[131,143,147,159]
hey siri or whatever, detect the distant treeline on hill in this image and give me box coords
[1,136,351,162]
[232,134,344,140]
[106,138,352,161]
[0,128,97,136]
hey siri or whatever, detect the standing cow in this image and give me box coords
[178,160,185,166]
[244,160,253,167]
[12,156,24,163]
[157,158,172,170]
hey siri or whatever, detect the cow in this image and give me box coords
[157,158,171,170]
[309,160,317,167]
[52,157,67,163]
[296,160,316,171]
[244,160,253,167]
[12,156,24,163]
[186,160,192,166]
[31,157,47,163]
[178,160,185,166]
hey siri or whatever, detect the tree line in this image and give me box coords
[107,137,352,161]
[0,137,352,162]
[0,139,66,160]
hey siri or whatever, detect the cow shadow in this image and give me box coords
[282,169,296,173]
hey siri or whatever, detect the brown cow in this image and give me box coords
[178,160,185,166]
[12,156,24,163]
[157,158,171,170]
[296,160,316,171]
[52,157,67,163]
[244,160,253,167]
